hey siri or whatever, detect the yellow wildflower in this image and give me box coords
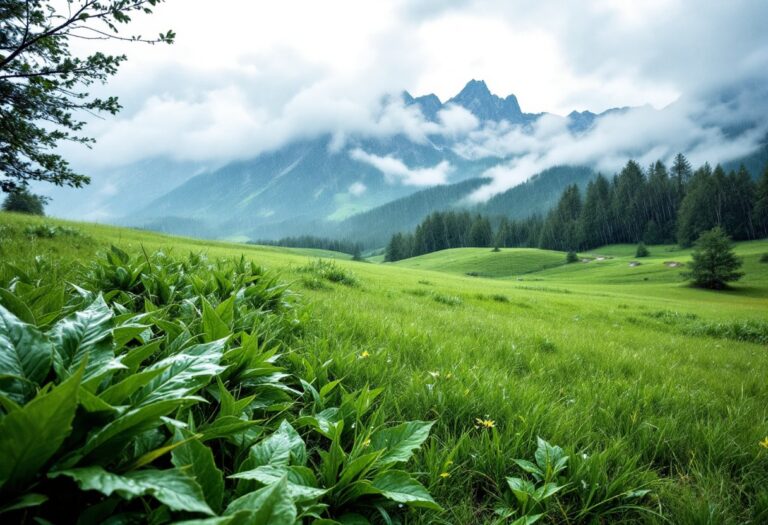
[359,351,370,359]
[439,472,451,479]
[475,418,495,429]
[759,437,768,449]
[445,372,453,379]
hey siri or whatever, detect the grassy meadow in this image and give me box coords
[1,211,767,524]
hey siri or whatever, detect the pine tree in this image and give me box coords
[385,233,404,262]
[671,153,692,200]
[677,163,716,246]
[684,227,743,289]
[613,161,648,242]
[722,166,755,240]
[579,175,612,248]
[753,165,768,238]
[468,216,493,247]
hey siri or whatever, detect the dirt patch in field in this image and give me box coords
[664,261,684,268]
[629,261,641,267]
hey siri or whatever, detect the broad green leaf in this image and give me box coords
[319,379,341,399]
[534,437,566,472]
[0,304,53,402]
[512,459,542,477]
[174,512,255,525]
[51,466,213,515]
[249,420,306,468]
[214,295,235,327]
[99,365,167,406]
[225,476,297,524]
[198,416,261,442]
[127,435,198,471]
[229,465,326,502]
[506,476,536,506]
[0,367,82,490]
[534,482,565,501]
[337,451,381,487]
[121,340,162,373]
[50,296,120,385]
[202,298,230,343]
[0,288,35,325]
[112,323,151,349]
[369,421,434,466]
[0,493,48,514]
[367,470,441,510]
[0,394,20,413]
[296,408,341,439]
[172,430,225,513]
[80,399,189,461]
[78,387,118,414]
[133,340,226,406]
[216,377,255,418]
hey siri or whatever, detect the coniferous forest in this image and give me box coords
[386,155,768,261]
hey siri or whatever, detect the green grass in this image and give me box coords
[2,211,768,524]
[394,247,567,277]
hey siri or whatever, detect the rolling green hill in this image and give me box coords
[2,211,767,524]
[393,247,567,277]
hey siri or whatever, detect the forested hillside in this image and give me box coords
[386,155,768,261]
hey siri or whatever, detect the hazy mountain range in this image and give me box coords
[114,80,624,241]
[43,79,767,246]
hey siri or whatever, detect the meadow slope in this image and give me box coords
[1,211,768,524]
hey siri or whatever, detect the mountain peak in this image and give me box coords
[457,79,492,99]
[448,79,525,123]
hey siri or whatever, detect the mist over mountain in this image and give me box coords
[40,75,767,247]
[109,81,622,240]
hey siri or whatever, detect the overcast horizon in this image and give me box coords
[40,0,768,219]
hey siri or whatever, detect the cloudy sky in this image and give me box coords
[46,0,768,215]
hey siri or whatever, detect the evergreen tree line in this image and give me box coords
[386,155,768,262]
[251,235,363,256]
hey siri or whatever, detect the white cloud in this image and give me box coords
[464,94,768,201]
[37,0,768,216]
[349,149,453,186]
[349,182,367,196]
[437,105,480,137]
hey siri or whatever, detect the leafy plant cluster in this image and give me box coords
[0,247,438,523]
[24,223,86,239]
[644,309,768,345]
[491,438,655,525]
[297,260,360,288]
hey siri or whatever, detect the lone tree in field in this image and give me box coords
[1,188,47,215]
[0,1,174,194]
[635,242,649,257]
[684,227,743,289]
